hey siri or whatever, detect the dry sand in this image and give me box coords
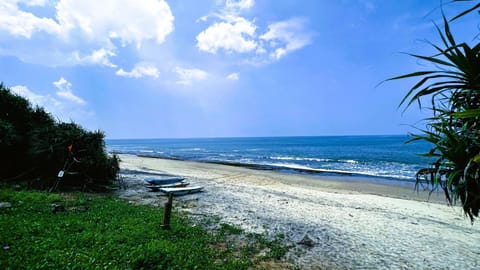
[116,154,480,269]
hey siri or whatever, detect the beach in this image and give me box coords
[117,154,480,269]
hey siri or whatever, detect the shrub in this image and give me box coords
[387,2,480,221]
[0,83,119,190]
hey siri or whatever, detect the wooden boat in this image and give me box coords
[145,182,190,191]
[144,177,185,185]
[159,186,204,196]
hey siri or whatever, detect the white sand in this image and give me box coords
[117,154,480,269]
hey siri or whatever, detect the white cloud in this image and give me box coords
[11,83,92,123]
[0,0,174,66]
[197,2,311,63]
[226,72,239,80]
[72,48,117,67]
[260,18,311,60]
[11,85,60,108]
[175,67,208,85]
[55,0,174,47]
[17,0,48,7]
[0,0,61,38]
[196,16,257,54]
[53,77,85,105]
[225,0,254,11]
[198,15,209,22]
[116,63,160,79]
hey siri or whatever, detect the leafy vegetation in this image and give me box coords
[0,189,292,269]
[0,84,119,191]
[387,1,480,221]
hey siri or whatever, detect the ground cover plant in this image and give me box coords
[0,188,292,269]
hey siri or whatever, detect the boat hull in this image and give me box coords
[144,177,185,185]
[145,182,190,191]
[159,186,204,196]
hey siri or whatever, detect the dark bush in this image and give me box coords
[0,83,119,190]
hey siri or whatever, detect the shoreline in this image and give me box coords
[132,153,420,182]
[123,154,442,203]
[109,141,422,186]
[116,154,480,269]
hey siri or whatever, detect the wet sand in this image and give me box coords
[116,154,480,269]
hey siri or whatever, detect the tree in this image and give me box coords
[388,1,480,221]
[0,83,119,191]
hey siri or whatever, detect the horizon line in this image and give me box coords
[106,133,413,140]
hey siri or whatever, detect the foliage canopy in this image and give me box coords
[0,83,119,191]
[388,1,480,221]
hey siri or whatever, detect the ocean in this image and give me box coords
[106,135,433,186]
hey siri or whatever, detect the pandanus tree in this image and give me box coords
[0,84,119,190]
[388,1,480,221]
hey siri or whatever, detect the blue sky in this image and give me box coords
[0,0,477,139]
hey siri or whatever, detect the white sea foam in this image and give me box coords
[270,156,332,162]
[339,159,358,164]
[265,163,354,175]
[219,153,236,157]
[270,156,360,164]
[265,162,415,180]
[266,163,317,171]
[180,148,203,151]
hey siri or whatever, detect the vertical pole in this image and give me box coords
[162,193,173,230]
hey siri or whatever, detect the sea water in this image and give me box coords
[106,135,433,185]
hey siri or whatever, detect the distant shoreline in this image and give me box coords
[118,153,443,203]
[116,152,420,189]
[107,135,429,184]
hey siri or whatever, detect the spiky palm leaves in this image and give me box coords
[388,8,480,220]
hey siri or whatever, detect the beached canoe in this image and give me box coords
[144,177,185,185]
[159,186,204,196]
[145,182,190,191]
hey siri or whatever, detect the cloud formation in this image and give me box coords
[0,0,60,38]
[72,48,117,67]
[196,16,257,54]
[116,63,160,79]
[11,85,60,109]
[175,67,208,85]
[55,0,174,47]
[0,0,174,66]
[53,77,85,105]
[226,73,240,80]
[260,18,311,60]
[225,0,255,11]
[11,79,92,123]
[196,0,311,62]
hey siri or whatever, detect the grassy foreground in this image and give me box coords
[0,188,291,269]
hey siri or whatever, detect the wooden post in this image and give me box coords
[162,193,173,230]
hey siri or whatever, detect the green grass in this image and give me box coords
[0,188,292,269]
